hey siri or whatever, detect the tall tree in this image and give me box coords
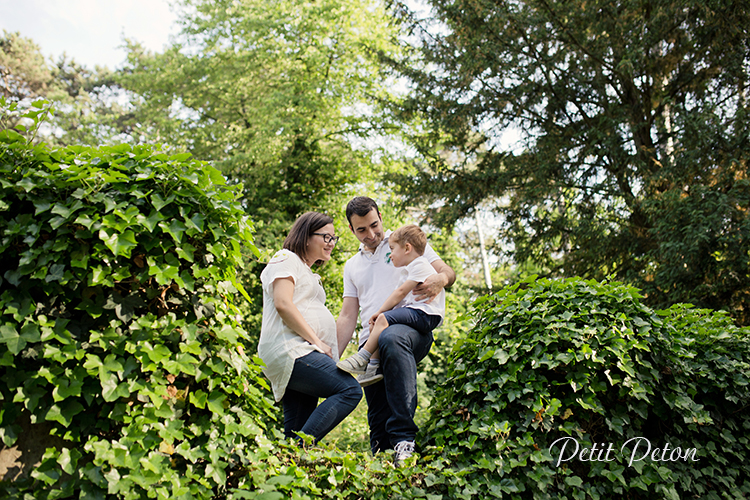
[388,0,750,322]
[117,0,404,339]
[1,30,133,146]
[0,30,53,101]
[118,0,400,222]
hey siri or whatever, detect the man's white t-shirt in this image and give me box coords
[342,230,441,344]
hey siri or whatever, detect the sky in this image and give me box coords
[0,0,178,69]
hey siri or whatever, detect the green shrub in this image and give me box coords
[0,100,276,498]
[421,276,750,499]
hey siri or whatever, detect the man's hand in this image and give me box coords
[414,258,456,303]
[413,273,446,303]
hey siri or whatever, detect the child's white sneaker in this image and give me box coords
[356,364,383,387]
[336,352,368,375]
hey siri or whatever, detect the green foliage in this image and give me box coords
[116,0,406,349]
[387,0,750,323]
[0,30,52,101]
[118,0,399,189]
[223,439,450,500]
[0,99,276,498]
[5,98,748,498]
[1,31,134,147]
[422,276,750,498]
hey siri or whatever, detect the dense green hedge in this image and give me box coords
[421,276,750,499]
[0,101,277,498]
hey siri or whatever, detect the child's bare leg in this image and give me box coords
[363,314,390,355]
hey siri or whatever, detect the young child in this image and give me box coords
[337,224,445,386]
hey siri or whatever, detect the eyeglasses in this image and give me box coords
[313,233,340,245]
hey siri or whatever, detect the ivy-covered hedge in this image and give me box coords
[0,101,277,498]
[421,276,750,499]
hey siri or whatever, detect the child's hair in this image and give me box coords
[390,224,427,255]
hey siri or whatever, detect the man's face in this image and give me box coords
[348,208,384,251]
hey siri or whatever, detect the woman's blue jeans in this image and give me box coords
[283,350,362,444]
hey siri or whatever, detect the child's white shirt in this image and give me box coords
[397,255,445,326]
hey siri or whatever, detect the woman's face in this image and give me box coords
[306,223,336,265]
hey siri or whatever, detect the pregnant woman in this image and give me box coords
[258,211,361,444]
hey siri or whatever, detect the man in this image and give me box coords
[336,197,456,463]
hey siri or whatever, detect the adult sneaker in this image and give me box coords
[394,440,415,466]
[356,364,383,387]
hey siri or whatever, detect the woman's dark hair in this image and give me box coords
[283,211,334,265]
[345,196,379,226]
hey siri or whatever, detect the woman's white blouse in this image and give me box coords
[258,249,338,402]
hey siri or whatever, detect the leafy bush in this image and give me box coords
[0,100,276,498]
[421,276,750,499]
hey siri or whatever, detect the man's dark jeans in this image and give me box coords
[363,323,434,453]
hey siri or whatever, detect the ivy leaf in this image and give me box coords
[3,338,24,357]
[565,476,583,487]
[20,322,41,343]
[0,324,25,354]
[205,165,226,186]
[136,210,165,233]
[205,463,227,486]
[151,193,174,211]
[148,261,180,286]
[159,219,187,244]
[190,389,207,409]
[216,325,238,344]
[0,424,20,447]
[100,372,130,402]
[51,203,73,218]
[17,177,38,192]
[206,391,226,415]
[57,448,83,475]
[493,349,510,365]
[0,323,18,341]
[34,200,52,215]
[74,214,96,229]
[103,292,145,323]
[99,229,138,258]
[176,243,195,263]
[46,400,84,427]
[45,263,66,282]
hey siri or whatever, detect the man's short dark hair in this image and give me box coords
[346,196,380,226]
[283,211,334,265]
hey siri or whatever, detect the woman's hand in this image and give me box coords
[314,340,333,358]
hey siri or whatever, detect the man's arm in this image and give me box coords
[413,259,456,302]
[336,296,360,356]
